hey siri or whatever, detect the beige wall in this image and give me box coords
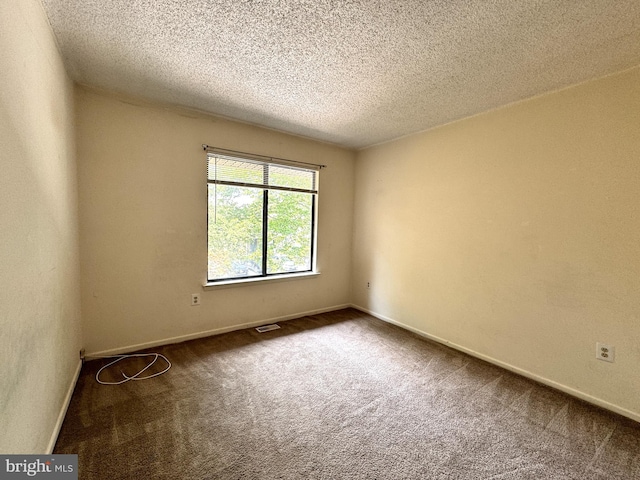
[0,1,82,453]
[76,88,355,354]
[352,66,640,420]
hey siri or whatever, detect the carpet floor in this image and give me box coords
[54,308,640,479]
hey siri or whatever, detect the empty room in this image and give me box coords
[2,0,640,478]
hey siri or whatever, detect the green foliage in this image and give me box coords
[208,185,263,279]
[267,191,312,274]
[208,183,314,280]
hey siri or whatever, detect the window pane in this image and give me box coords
[267,191,313,274]
[268,165,316,191]
[208,155,264,184]
[208,185,263,280]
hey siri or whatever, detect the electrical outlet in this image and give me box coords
[367,282,370,289]
[191,294,201,306]
[596,342,615,363]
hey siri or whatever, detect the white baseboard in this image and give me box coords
[47,359,82,454]
[351,304,640,424]
[87,304,351,358]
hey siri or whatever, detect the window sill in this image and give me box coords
[203,271,320,290]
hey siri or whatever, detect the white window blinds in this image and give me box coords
[205,149,319,194]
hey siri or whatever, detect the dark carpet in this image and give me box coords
[54,309,640,479]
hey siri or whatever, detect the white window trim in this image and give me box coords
[202,271,321,290]
[205,146,320,284]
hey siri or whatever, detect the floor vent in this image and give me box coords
[255,324,281,333]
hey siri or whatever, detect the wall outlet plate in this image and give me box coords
[596,342,615,363]
[191,294,201,306]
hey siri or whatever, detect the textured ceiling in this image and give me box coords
[41,0,640,149]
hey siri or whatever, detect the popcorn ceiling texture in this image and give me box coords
[41,0,640,149]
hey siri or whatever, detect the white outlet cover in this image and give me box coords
[596,342,615,363]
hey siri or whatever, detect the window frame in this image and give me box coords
[204,148,320,285]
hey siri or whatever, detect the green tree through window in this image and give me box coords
[206,151,318,282]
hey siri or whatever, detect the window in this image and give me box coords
[206,148,319,283]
